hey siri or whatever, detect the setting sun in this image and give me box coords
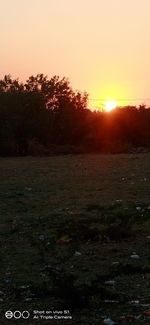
[104,100,117,112]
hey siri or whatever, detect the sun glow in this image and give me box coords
[104,100,117,112]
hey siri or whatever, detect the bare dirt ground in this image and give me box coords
[0,154,150,324]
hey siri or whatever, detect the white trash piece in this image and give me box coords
[130,252,140,259]
[103,317,115,325]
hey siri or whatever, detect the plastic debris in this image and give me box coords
[111,261,120,266]
[135,314,142,320]
[19,285,30,289]
[74,251,82,256]
[104,300,119,304]
[129,300,141,309]
[103,317,115,324]
[130,252,140,259]
[4,278,11,283]
[57,235,72,245]
[46,242,51,246]
[125,315,136,321]
[129,300,140,305]
[120,315,142,322]
[118,316,126,321]
[39,235,47,241]
[141,304,150,308]
[105,280,115,286]
[136,206,142,211]
[143,310,150,317]
[25,298,32,302]
[25,187,32,191]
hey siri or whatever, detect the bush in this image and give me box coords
[28,139,49,156]
[101,140,132,154]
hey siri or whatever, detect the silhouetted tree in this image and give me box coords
[25,74,88,111]
[0,75,24,92]
[0,73,150,156]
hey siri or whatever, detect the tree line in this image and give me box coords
[0,74,150,156]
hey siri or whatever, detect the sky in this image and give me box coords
[0,0,150,109]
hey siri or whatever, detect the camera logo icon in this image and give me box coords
[5,311,13,319]
[5,310,30,319]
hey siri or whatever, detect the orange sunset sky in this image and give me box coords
[0,0,150,109]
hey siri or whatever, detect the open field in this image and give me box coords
[0,154,150,324]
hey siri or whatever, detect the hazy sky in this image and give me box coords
[0,0,150,108]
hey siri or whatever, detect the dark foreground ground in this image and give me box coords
[0,154,150,324]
